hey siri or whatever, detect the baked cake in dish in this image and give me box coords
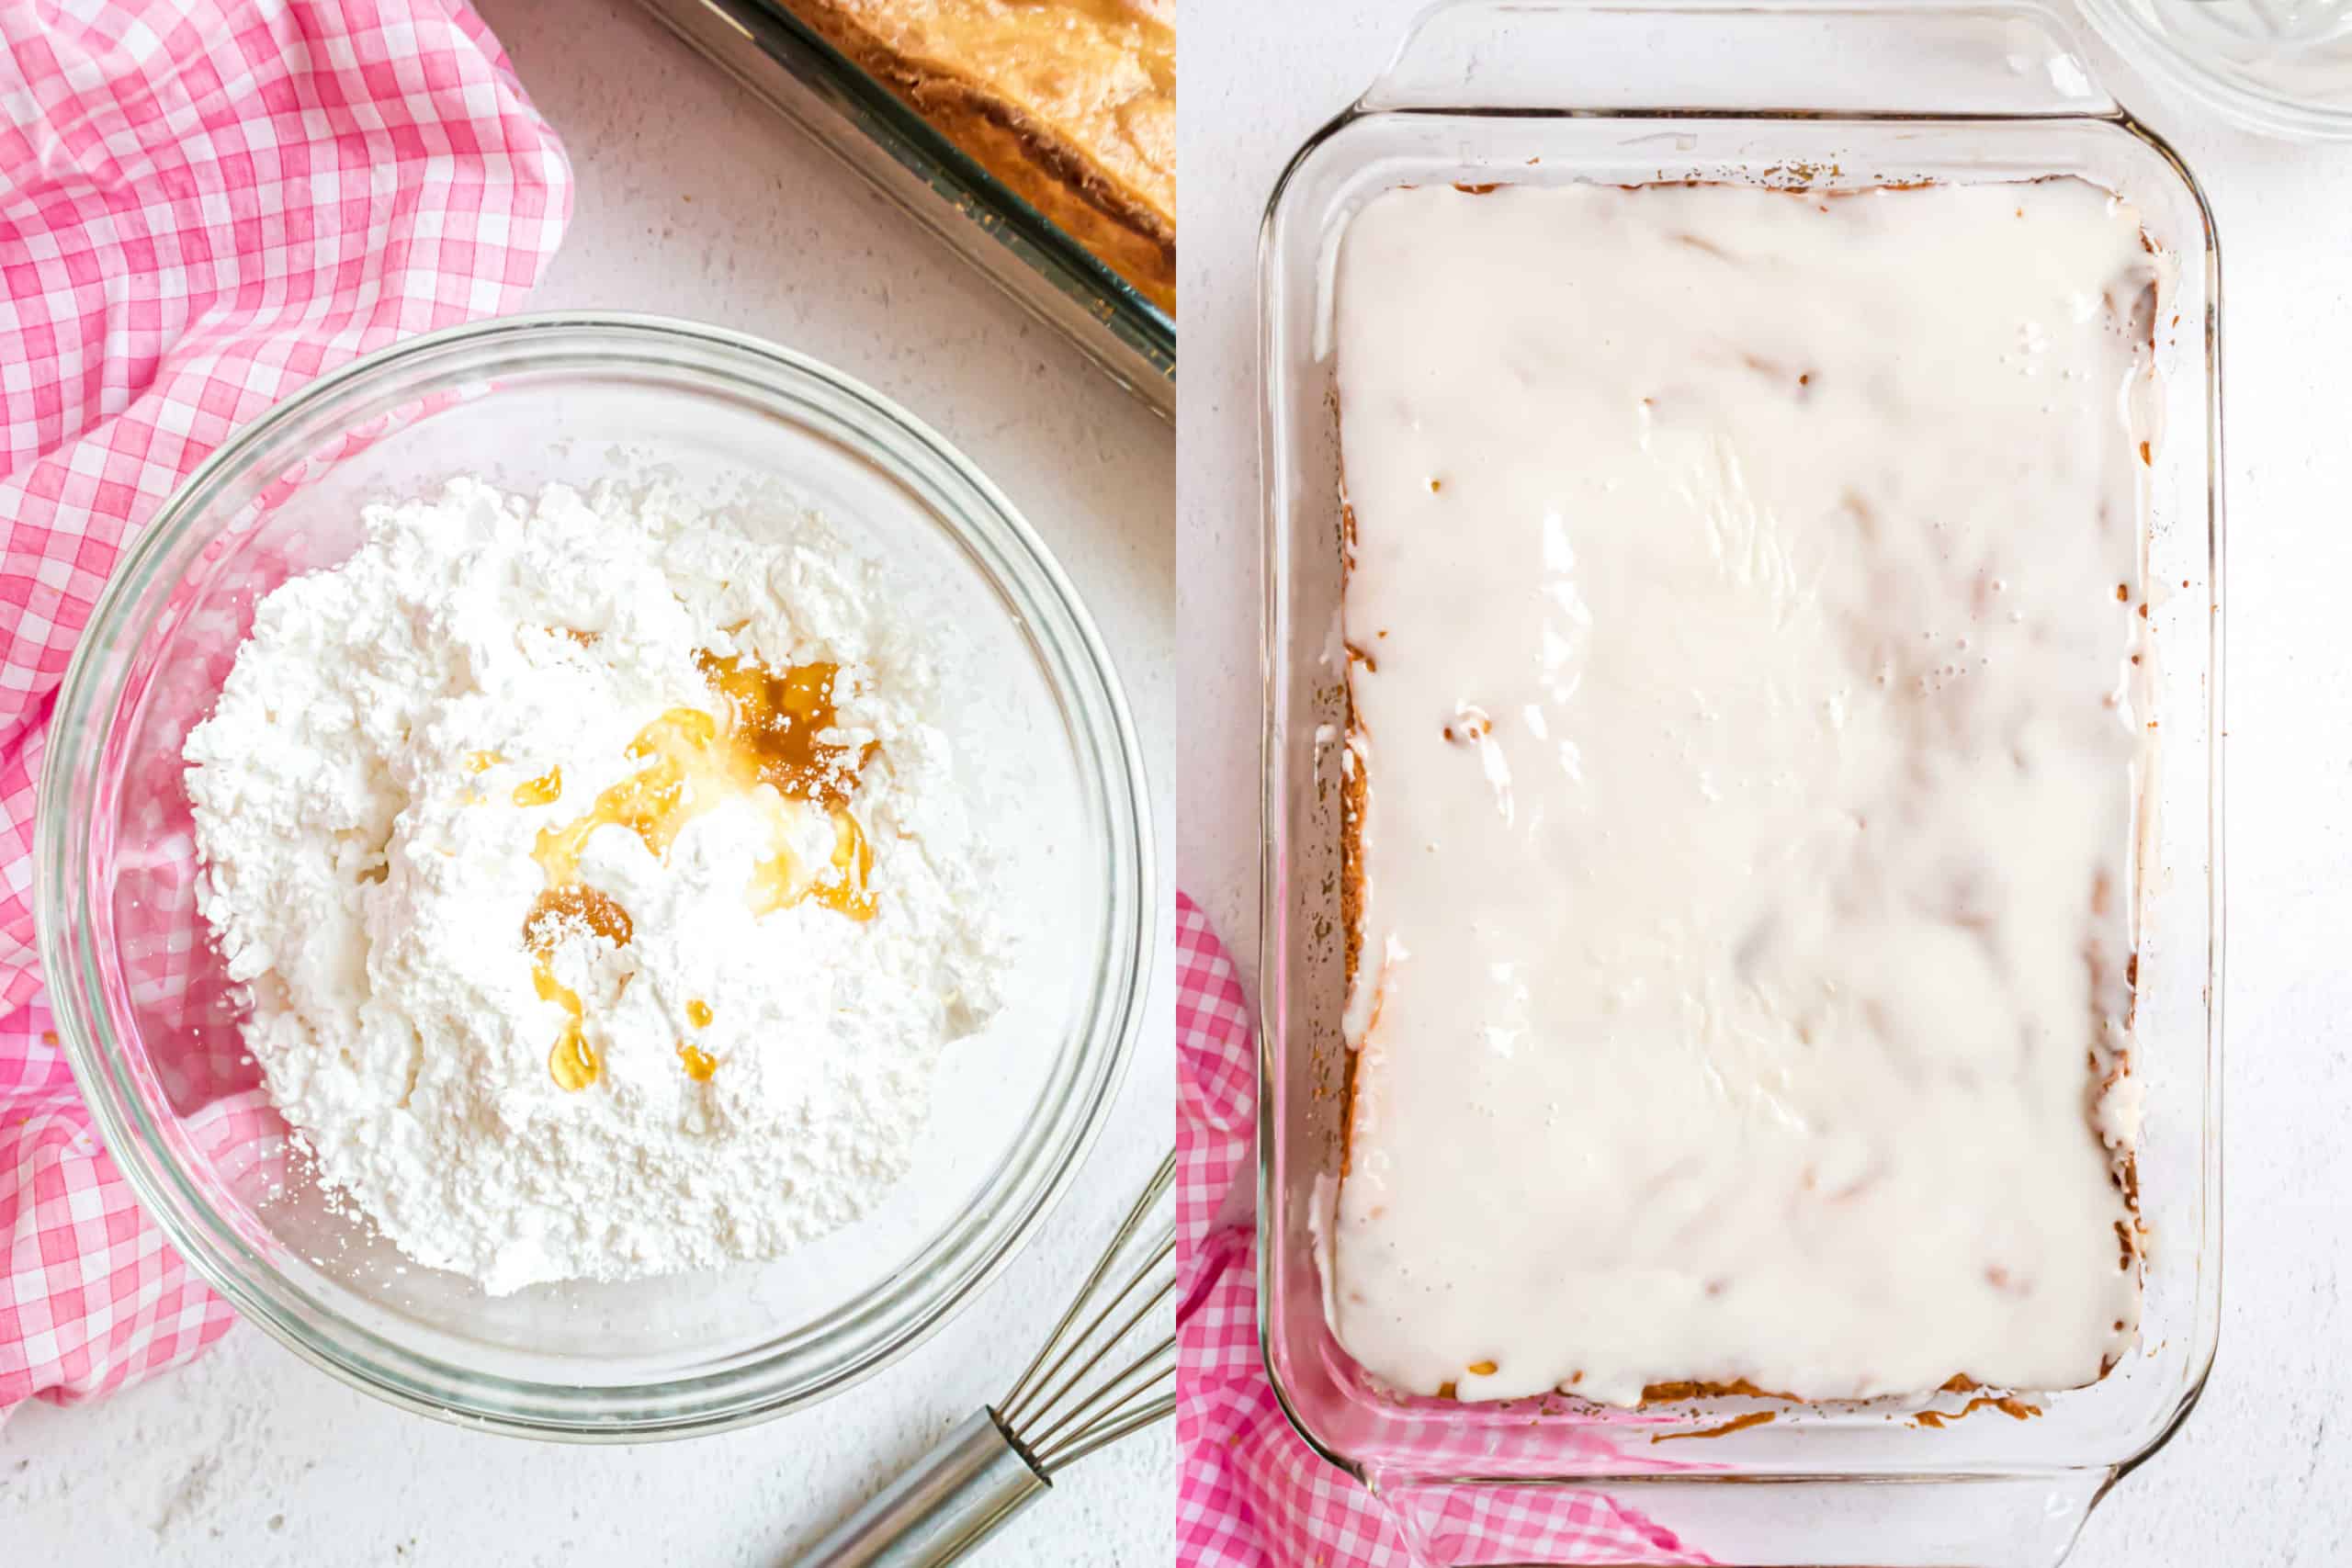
[1329,180,2160,1409]
[775,0,1175,311]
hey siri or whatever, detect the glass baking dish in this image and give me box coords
[1255,3,2223,1562]
[634,0,1174,416]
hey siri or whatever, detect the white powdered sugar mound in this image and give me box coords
[185,477,1007,1294]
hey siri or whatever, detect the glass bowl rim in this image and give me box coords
[35,310,1158,1442]
[2075,0,2352,141]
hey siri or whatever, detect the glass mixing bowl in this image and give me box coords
[2077,0,2352,139]
[35,314,1154,1439]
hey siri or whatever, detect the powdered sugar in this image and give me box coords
[184,478,1006,1294]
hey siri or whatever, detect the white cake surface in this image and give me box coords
[1331,180,2158,1407]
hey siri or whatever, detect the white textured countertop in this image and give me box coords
[0,2,1172,1564]
[1177,3,2352,1563]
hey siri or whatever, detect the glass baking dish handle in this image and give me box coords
[1367,1474,2115,1566]
[1361,0,2124,119]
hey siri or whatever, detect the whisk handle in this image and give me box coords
[789,1406,1049,1568]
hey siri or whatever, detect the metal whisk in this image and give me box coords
[792,1150,1176,1567]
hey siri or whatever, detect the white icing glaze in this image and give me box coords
[1330,181,2156,1407]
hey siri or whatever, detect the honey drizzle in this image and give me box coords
[812,811,876,919]
[695,653,877,809]
[526,885,634,948]
[513,764,562,807]
[522,886,634,1092]
[531,660,878,915]
[521,657,879,1090]
[679,996,717,1078]
[533,708,712,886]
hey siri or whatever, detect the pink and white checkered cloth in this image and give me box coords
[0,0,570,1415]
[1175,893,1709,1566]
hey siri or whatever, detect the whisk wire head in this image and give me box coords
[1041,1393,1174,1473]
[1020,1269,1174,1454]
[992,1150,1176,1477]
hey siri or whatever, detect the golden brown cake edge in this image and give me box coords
[774,0,1176,311]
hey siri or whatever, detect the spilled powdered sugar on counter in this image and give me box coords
[185,478,1008,1294]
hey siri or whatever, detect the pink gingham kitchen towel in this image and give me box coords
[1176,892,1709,1566]
[0,0,571,1414]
